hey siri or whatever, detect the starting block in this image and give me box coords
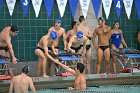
[112,48,140,74]
[131,66,140,74]
[55,56,80,76]
[0,58,9,75]
[49,50,81,76]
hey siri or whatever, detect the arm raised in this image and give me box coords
[54,60,76,75]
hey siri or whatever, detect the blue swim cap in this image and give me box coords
[55,18,62,23]
[76,31,83,38]
[50,31,57,40]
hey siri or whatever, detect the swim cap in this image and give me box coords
[76,31,83,38]
[22,65,29,74]
[50,31,57,40]
[55,18,62,23]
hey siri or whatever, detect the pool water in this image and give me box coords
[29,85,140,93]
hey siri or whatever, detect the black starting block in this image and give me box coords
[0,55,14,76]
[113,48,140,55]
[0,55,9,59]
[48,50,81,76]
[112,48,140,74]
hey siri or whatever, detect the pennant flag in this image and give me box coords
[0,0,4,10]
[6,0,16,16]
[68,0,78,18]
[134,0,140,19]
[20,0,30,16]
[102,0,112,19]
[114,0,123,19]
[44,0,54,18]
[31,0,43,17]
[79,0,90,18]
[56,0,67,18]
[123,0,133,19]
[92,0,102,18]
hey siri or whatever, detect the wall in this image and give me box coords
[0,1,73,61]
[103,2,140,50]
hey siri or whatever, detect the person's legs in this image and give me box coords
[121,57,126,67]
[5,51,14,76]
[77,47,84,64]
[111,44,117,73]
[104,48,110,73]
[35,49,48,77]
[37,57,42,76]
[0,50,13,76]
[112,54,117,73]
[46,58,52,76]
[119,44,126,67]
[96,48,103,74]
[86,47,92,74]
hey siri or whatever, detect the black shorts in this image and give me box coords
[34,46,59,53]
[99,45,110,51]
[0,47,9,52]
[34,46,45,53]
[86,45,91,50]
[71,45,83,53]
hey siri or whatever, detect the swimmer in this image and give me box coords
[9,65,36,93]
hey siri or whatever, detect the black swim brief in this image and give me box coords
[48,47,59,52]
[71,45,83,53]
[99,45,110,51]
[88,37,91,40]
[34,46,45,53]
[86,45,91,50]
[34,46,59,53]
[0,46,9,52]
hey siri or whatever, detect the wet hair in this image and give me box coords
[10,25,18,32]
[22,65,29,74]
[98,17,105,22]
[79,15,85,23]
[71,21,77,29]
[113,21,119,26]
[77,63,85,73]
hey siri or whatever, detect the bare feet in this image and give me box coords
[68,87,75,90]
[42,74,49,78]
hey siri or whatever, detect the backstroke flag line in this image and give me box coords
[92,0,101,18]
[56,0,67,18]
[20,0,30,16]
[79,0,90,18]
[134,0,140,19]
[6,0,16,16]
[0,0,3,10]
[32,0,43,17]
[44,0,54,18]
[114,0,123,19]
[102,0,112,19]
[68,0,78,18]
[123,0,133,19]
[2,0,140,20]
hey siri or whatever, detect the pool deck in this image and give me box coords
[0,73,140,92]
